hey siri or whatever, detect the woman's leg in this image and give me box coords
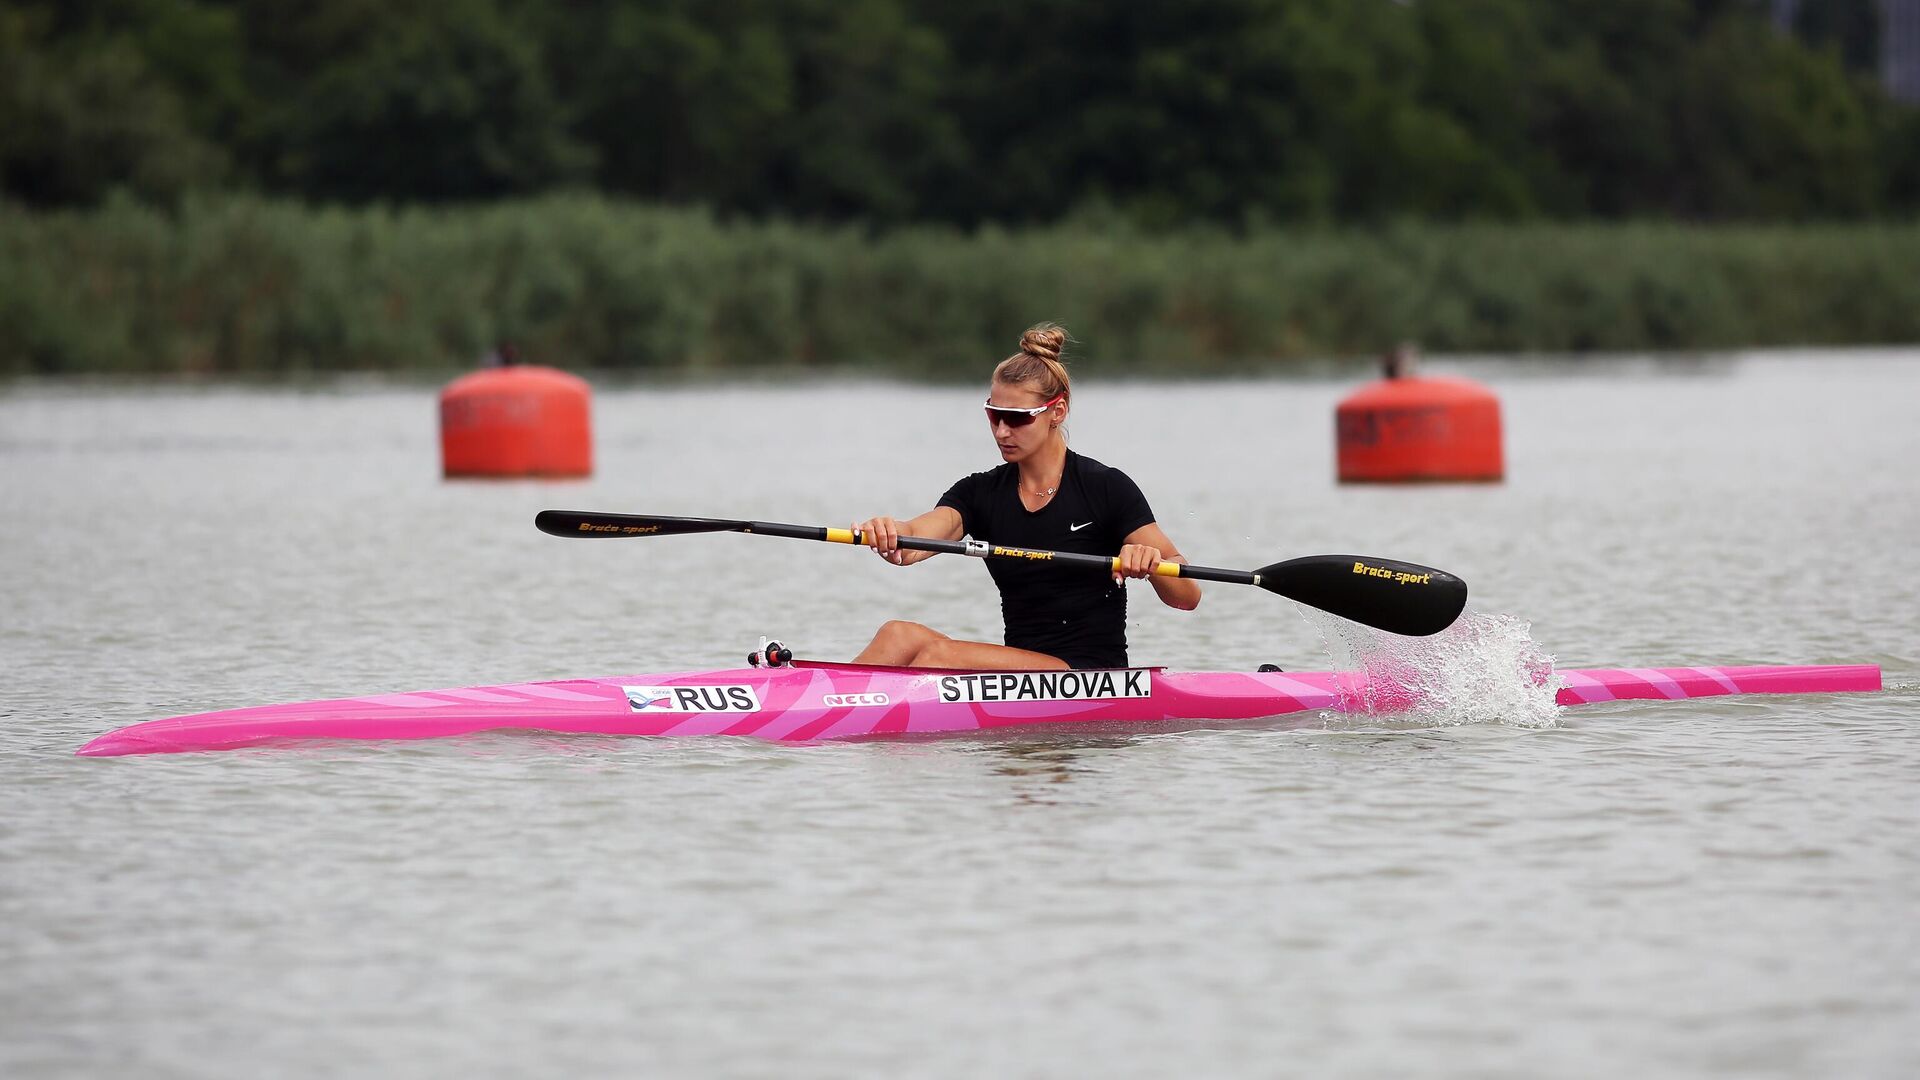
[852,620,944,665]
[853,621,1068,670]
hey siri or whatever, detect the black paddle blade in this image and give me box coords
[534,511,751,538]
[1255,555,1468,636]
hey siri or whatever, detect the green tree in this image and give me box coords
[1676,14,1880,217]
[0,2,232,206]
[775,0,963,222]
[239,0,587,202]
[1792,0,1881,74]
[923,0,1538,225]
[543,0,960,221]
[545,0,793,207]
[924,0,1332,224]
[5,0,1918,223]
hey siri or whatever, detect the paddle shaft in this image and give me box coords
[822,526,1253,585]
[554,512,1259,584]
[536,510,1466,636]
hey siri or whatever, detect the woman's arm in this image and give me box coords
[1116,522,1202,610]
[856,506,965,566]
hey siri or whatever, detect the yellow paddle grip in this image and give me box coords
[1109,558,1185,577]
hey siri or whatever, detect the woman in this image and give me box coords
[854,324,1200,670]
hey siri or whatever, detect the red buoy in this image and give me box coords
[440,365,592,479]
[1336,374,1503,484]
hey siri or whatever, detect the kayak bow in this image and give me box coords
[77,661,1883,757]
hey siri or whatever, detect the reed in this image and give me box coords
[4,196,1916,376]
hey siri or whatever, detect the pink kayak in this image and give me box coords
[76,661,1883,757]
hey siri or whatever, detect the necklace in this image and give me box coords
[1023,477,1059,498]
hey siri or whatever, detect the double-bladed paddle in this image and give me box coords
[534,510,1468,637]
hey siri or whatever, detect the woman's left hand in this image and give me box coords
[1115,543,1165,583]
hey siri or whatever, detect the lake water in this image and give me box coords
[3,353,1917,1078]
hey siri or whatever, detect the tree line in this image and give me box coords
[3,0,1917,224]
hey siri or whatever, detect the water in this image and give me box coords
[4,353,1917,1078]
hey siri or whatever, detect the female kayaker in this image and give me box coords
[854,323,1200,670]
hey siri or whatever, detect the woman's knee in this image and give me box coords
[877,620,938,647]
[910,636,1057,669]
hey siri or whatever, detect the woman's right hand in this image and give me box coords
[858,517,909,565]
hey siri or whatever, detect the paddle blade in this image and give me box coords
[535,511,751,538]
[1255,555,1468,636]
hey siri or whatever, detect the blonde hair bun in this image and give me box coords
[994,322,1074,404]
[1019,323,1068,364]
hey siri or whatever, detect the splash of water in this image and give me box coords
[1303,609,1562,729]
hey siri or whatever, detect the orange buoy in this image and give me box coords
[440,364,592,479]
[1336,373,1503,484]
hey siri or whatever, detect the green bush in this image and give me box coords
[3,195,1916,377]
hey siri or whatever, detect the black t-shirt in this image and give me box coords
[938,450,1156,668]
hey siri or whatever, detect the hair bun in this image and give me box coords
[1019,324,1068,364]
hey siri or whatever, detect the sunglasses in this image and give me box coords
[984,392,1065,429]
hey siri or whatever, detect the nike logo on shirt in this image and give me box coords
[1070,521,1093,532]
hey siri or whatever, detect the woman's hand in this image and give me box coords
[854,507,961,569]
[1118,523,1200,610]
[858,517,910,565]
[1115,543,1173,583]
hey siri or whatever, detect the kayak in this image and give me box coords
[77,660,1882,757]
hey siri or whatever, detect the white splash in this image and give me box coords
[1304,609,1563,729]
